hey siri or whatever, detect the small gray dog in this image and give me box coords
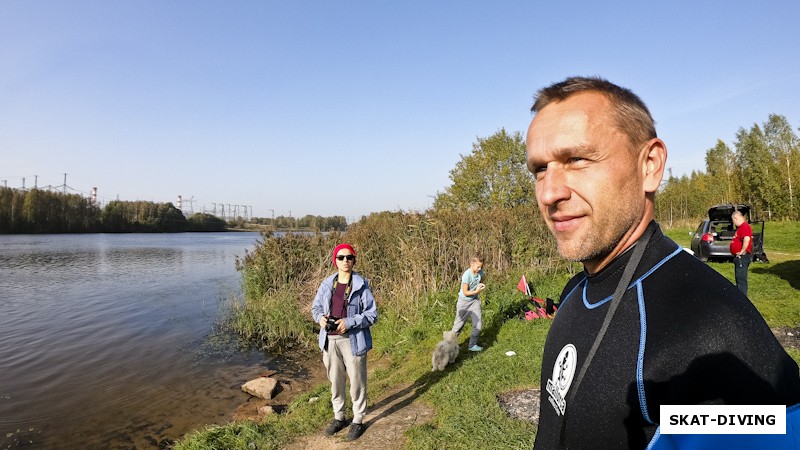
[431,331,459,371]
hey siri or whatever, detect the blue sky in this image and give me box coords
[2,1,799,221]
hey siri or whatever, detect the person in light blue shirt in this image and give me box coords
[450,255,486,351]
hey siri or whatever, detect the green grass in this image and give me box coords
[176,384,333,450]
[405,318,549,449]
[662,226,694,248]
[350,272,558,450]
[762,221,800,253]
[706,259,800,328]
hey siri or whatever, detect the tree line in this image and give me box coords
[655,114,799,223]
[0,187,351,234]
[432,115,799,224]
[250,214,348,231]
[0,187,227,233]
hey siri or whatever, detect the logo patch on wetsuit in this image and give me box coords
[546,344,577,416]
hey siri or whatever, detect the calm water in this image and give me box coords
[0,232,291,449]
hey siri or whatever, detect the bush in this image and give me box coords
[188,213,227,231]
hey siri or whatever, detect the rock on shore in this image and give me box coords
[242,377,280,400]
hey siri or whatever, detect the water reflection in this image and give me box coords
[0,232,276,449]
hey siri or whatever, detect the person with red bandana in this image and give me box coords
[730,210,753,296]
[311,243,377,441]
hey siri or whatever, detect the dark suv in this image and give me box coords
[689,204,768,262]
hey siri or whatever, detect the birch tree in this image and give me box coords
[705,139,738,203]
[763,114,799,219]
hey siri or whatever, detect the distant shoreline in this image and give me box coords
[0,227,336,235]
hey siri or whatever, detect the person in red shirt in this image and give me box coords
[730,211,753,296]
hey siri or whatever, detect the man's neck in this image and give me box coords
[584,216,654,275]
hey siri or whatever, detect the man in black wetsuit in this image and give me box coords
[525,76,800,449]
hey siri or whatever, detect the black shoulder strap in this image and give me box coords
[558,226,655,449]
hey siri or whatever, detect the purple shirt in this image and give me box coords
[328,281,348,335]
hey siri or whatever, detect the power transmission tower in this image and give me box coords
[184,196,196,215]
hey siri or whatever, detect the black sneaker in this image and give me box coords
[345,422,366,441]
[323,419,348,436]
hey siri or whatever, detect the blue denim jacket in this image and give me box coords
[311,272,377,356]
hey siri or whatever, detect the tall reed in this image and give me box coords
[229,207,569,350]
[226,231,343,350]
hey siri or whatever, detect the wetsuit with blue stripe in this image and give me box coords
[533,221,800,449]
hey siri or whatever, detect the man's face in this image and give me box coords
[731,213,744,226]
[526,92,646,270]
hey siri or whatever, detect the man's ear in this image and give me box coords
[641,138,667,193]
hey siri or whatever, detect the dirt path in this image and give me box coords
[772,327,800,350]
[230,355,437,450]
[282,383,435,450]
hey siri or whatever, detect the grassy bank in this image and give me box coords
[176,269,566,449]
[177,219,800,449]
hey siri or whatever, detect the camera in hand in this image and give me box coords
[325,316,340,332]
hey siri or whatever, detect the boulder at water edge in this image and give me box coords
[242,377,280,399]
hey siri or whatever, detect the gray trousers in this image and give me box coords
[323,334,368,424]
[451,298,482,347]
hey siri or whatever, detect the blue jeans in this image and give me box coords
[734,253,751,297]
